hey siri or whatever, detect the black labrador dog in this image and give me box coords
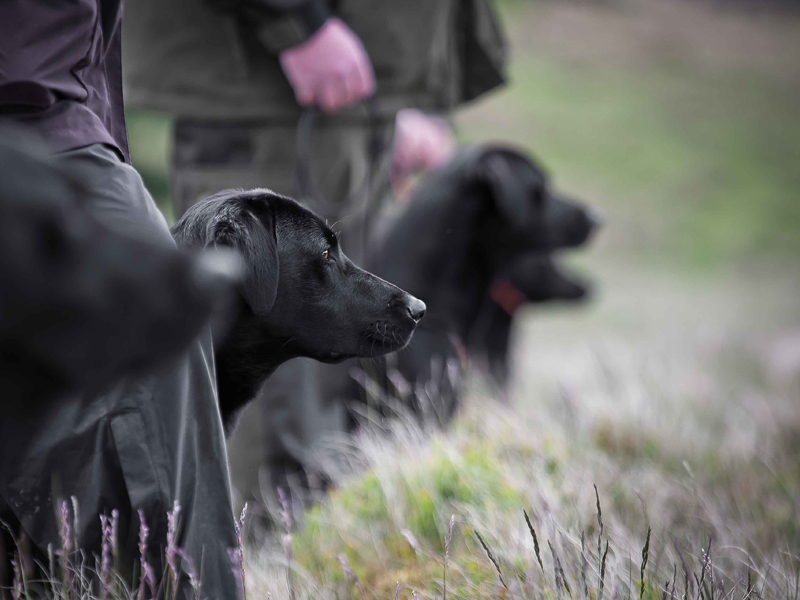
[350,144,599,423]
[0,136,238,405]
[171,188,426,432]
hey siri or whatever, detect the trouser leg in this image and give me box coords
[171,118,394,511]
[49,145,238,600]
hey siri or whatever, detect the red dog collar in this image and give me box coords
[489,279,527,315]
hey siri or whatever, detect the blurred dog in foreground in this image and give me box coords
[171,189,426,433]
[0,136,239,405]
[353,144,599,424]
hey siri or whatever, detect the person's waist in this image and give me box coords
[0,82,57,113]
[0,101,125,161]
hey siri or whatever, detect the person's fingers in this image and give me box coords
[410,131,429,171]
[349,56,371,104]
[294,80,316,107]
[391,129,413,174]
[416,129,436,168]
[416,118,454,170]
[319,76,348,113]
[339,65,360,108]
[279,55,315,106]
[431,137,455,168]
[431,128,456,168]
[343,26,375,101]
[390,164,416,202]
[392,109,456,194]
[356,51,376,99]
[279,18,376,112]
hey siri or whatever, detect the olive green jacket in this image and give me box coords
[122,0,507,120]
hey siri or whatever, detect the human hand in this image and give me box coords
[279,17,375,113]
[391,109,456,201]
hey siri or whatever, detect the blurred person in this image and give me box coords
[0,3,242,598]
[124,0,508,505]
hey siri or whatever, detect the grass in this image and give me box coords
[237,272,800,598]
[1,500,211,600]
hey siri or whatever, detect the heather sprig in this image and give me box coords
[277,488,295,600]
[235,503,248,600]
[99,514,113,600]
[138,509,151,600]
[165,500,182,599]
[338,554,363,595]
[443,514,455,600]
[12,552,23,600]
[58,499,74,595]
[176,548,201,600]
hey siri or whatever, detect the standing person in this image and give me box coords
[124,0,508,507]
[0,2,240,599]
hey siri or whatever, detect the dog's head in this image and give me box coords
[172,189,425,363]
[472,146,601,254]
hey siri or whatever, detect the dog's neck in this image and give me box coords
[214,304,298,435]
[432,245,495,339]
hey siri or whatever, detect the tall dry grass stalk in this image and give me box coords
[443,514,454,600]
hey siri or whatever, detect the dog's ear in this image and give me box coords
[478,152,536,230]
[207,204,279,314]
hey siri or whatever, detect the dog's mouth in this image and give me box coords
[360,320,416,357]
[309,313,419,364]
[308,323,415,364]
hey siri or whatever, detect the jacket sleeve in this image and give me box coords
[205,0,330,53]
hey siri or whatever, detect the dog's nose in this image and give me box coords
[405,297,426,322]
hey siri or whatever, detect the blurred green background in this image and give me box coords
[127,0,800,274]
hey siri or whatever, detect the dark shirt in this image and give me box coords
[0,0,130,161]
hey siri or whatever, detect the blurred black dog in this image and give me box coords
[354,144,599,423]
[171,189,426,432]
[0,136,237,405]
